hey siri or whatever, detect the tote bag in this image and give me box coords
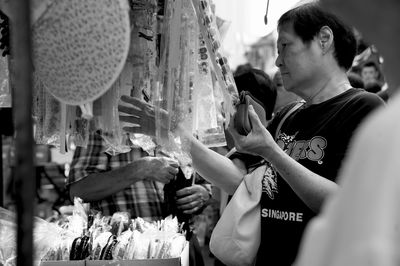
[209,165,266,266]
[210,101,304,266]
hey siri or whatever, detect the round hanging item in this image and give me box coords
[32,0,131,105]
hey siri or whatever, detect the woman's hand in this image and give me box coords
[228,105,279,160]
[175,185,210,214]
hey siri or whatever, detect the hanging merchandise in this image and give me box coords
[30,0,236,156]
[117,0,160,154]
[31,0,131,105]
[93,0,161,155]
[0,9,10,107]
[0,9,10,57]
[193,34,226,147]
[32,74,62,147]
[0,55,10,107]
[191,0,239,127]
[192,34,218,132]
[30,0,162,154]
[32,73,89,151]
[152,0,199,169]
[153,0,233,161]
[0,200,189,263]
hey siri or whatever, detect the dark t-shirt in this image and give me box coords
[254,88,384,265]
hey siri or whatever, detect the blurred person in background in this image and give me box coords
[347,71,364,89]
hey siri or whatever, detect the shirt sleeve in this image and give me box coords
[67,132,109,186]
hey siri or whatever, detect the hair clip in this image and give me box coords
[200,0,208,10]
[212,40,220,52]
[264,0,270,25]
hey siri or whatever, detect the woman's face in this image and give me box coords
[275,22,322,95]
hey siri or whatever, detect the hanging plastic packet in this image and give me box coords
[191,0,239,126]
[32,74,62,147]
[66,105,90,150]
[0,56,11,107]
[192,30,227,147]
[99,0,160,155]
[93,76,131,155]
[196,69,228,147]
[192,33,218,132]
[151,0,198,173]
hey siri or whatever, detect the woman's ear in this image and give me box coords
[318,26,334,54]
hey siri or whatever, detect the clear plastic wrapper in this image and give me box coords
[196,70,228,147]
[0,201,187,262]
[89,0,160,155]
[151,0,199,173]
[0,55,11,108]
[150,0,233,169]
[93,79,131,155]
[0,211,16,266]
[112,229,133,260]
[191,0,239,124]
[32,74,62,147]
[0,207,76,265]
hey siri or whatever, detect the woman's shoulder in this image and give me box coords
[345,88,385,107]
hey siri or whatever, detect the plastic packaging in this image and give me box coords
[0,55,11,108]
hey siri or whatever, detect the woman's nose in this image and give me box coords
[275,54,283,67]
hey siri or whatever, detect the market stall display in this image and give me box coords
[0,199,188,265]
[32,0,131,106]
[30,0,239,158]
[2,0,240,262]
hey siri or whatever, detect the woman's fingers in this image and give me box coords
[119,115,140,124]
[247,105,264,129]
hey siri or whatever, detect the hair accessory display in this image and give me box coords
[191,0,239,127]
[32,0,131,105]
[0,10,10,56]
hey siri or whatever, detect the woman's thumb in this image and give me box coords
[248,105,264,128]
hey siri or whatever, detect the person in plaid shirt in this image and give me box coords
[67,131,180,221]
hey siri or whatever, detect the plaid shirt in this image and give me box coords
[67,132,165,221]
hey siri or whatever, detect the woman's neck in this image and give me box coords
[303,74,351,107]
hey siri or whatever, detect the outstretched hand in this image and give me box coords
[118,95,169,138]
[228,105,277,160]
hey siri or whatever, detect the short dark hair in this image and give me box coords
[278,3,357,71]
[234,68,277,120]
[347,72,364,89]
[362,61,379,71]
[364,81,382,93]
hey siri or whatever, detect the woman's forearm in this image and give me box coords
[265,146,338,213]
[189,136,245,194]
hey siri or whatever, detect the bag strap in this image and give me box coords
[274,101,305,140]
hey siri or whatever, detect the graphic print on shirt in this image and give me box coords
[261,132,328,199]
[262,165,278,199]
[276,132,327,164]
